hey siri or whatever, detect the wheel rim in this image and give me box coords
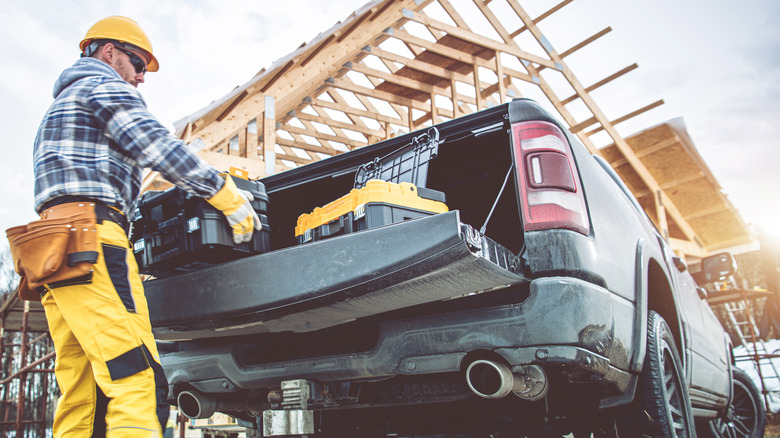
[710,379,759,437]
[662,349,689,437]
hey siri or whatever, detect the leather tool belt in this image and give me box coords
[5,201,120,301]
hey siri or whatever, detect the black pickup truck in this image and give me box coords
[143,99,764,437]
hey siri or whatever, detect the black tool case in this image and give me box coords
[131,175,270,277]
[295,127,446,244]
[353,127,440,188]
[295,180,447,244]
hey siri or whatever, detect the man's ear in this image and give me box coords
[103,43,114,62]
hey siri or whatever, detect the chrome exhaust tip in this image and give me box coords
[465,360,548,401]
[178,390,217,419]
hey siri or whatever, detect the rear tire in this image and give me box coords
[704,367,766,437]
[623,311,696,437]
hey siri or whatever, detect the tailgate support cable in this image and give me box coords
[480,164,514,235]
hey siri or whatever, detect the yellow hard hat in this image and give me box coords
[79,16,159,72]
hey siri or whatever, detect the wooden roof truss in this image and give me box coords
[145,0,750,257]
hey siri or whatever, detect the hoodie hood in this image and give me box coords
[53,57,123,98]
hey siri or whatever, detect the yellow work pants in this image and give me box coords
[41,220,167,437]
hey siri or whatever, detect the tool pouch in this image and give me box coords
[6,204,99,301]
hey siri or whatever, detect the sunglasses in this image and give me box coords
[115,46,147,74]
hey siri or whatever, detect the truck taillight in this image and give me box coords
[512,121,590,235]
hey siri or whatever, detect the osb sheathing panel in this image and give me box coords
[626,123,676,152]
[664,176,724,217]
[374,35,493,100]
[640,148,699,184]
[605,120,752,250]
[689,210,752,247]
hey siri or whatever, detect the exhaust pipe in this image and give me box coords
[177,390,261,419]
[465,360,548,401]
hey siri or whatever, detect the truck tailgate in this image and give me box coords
[146,211,526,340]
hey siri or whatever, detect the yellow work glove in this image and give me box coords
[207,176,262,244]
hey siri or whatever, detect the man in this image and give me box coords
[32,16,261,437]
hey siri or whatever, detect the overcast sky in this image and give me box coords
[1,0,778,249]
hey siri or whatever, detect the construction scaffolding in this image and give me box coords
[0,296,56,437]
[708,288,780,411]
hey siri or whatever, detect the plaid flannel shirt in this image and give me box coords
[34,57,223,216]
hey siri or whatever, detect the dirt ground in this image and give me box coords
[766,413,780,437]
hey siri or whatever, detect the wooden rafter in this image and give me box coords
[147,0,752,257]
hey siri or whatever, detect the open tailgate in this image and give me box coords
[146,211,526,340]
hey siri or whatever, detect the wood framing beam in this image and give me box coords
[669,238,710,258]
[187,0,429,151]
[275,150,316,166]
[569,116,598,134]
[506,0,701,246]
[294,109,385,138]
[216,91,248,122]
[300,35,335,67]
[328,77,435,112]
[402,9,557,69]
[474,1,515,44]
[388,28,486,66]
[655,189,670,240]
[276,137,339,156]
[365,46,470,82]
[561,64,638,105]
[347,61,439,95]
[510,0,573,38]
[260,61,295,93]
[495,51,506,104]
[438,0,470,29]
[584,100,665,136]
[281,123,366,149]
[308,97,403,125]
[560,27,612,59]
[336,10,372,43]
[480,74,513,99]
[473,64,483,110]
[246,118,259,159]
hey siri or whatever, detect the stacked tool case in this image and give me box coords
[296,128,447,244]
[130,174,270,277]
[295,180,448,244]
[353,127,439,189]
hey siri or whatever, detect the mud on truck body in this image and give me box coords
[140,99,764,437]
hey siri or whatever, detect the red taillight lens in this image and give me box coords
[512,121,590,235]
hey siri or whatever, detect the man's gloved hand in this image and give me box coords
[207,176,262,244]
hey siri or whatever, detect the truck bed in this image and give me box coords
[147,211,525,340]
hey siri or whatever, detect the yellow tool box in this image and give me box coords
[295,179,448,244]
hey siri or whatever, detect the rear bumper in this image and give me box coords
[161,276,636,397]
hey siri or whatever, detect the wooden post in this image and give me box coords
[451,79,460,118]
[263,96,276,176]
[430,94,438,125]
[495,50,506,104]
[473,65,482,111]
[247,119,259,160]
[655,190,669,240]
[237,129,247,157]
